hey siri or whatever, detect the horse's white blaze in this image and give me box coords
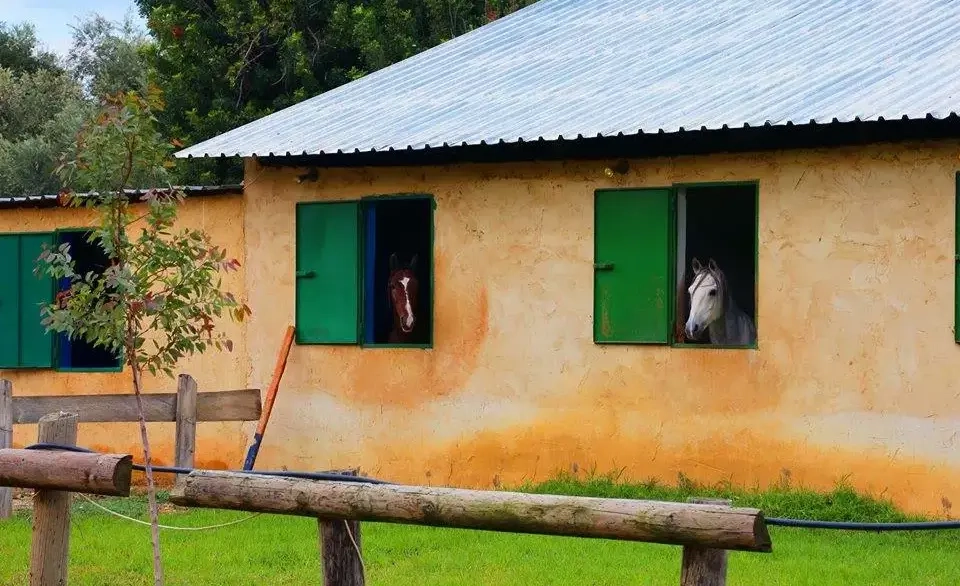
[400,276,414,329]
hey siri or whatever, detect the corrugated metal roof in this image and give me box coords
[0,184,243,209]
[175,0,960,160]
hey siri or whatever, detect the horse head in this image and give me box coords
[685,257,726,340]
[388,253,419,335]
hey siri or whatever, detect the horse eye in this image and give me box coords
[708,289,717,297]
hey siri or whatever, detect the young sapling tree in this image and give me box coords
[35,88,250,586]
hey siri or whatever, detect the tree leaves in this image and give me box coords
[0,15,149,198]
[34,88,249,380]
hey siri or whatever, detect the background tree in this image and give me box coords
[68,13,151,98]
[36,88,249,586]
[0,15,151,198]
[135,0,536,185]
[0,22,60,73]
[0,22,90,197]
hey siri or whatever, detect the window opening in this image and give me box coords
[55,230,121,369]
[674,184,757,346]
[362,197,433,346]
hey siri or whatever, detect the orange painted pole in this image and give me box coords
[243,325,295,470]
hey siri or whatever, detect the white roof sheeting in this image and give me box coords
[176,0,960,159]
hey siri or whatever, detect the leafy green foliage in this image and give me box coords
[0,15,150,198]
[0,22,88,197]
[35,89,248,378]
[0,22,60,74]
[68,13,151,98]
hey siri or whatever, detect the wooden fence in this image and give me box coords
[0,410,773,586]
[0,376,262,518]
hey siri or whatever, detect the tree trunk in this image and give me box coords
[127,339,164,586]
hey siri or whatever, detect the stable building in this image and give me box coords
[5,0,960,515]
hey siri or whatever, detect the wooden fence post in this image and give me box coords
[319,469,365,586]
[680,497,731,586]
[0,380,12,519]
[30,411,79,586]
[175,374,198,485]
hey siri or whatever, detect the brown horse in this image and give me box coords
[387,253,419,343]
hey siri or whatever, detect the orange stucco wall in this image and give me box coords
[3,194,250,479]
[242,140,960,517]
[4,140,960,516]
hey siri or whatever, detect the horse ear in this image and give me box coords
[389,253,398,271]
[708,258,719,271]
[409,254,418,271]
[691,257,702,273]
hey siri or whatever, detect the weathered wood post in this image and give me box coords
[30,412,79,586]
[319,469,365,586]
[0,379,12,519]
[175,374,198,485]
[680,497,732,586]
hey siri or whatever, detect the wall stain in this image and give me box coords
[367,413,960,517]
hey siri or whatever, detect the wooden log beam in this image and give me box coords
[13,389,261,424]
[171,471,772,552]
[0,448,132,496]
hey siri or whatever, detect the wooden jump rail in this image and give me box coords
[0,376,262,520]
[0,411,773,586]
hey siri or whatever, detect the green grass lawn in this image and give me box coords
[1,475,958,585]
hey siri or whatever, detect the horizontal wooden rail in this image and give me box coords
[13,389,261,424]
[170,471,772,552]
[0,448,132,496]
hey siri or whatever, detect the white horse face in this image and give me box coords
[685,260,723,339]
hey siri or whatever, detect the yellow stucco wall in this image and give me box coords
[242,140,960,517]
[4,140,960,515]
[3,194,250,480]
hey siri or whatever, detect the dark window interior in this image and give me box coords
[362,198,432,345]
[56,231,121,369]
[676,185,757,344]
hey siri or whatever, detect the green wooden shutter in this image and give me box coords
[296,202,360,344]
[594,189,672,343]
[19,233,55,367]
[0,235,20,367]
[0,233,54,368]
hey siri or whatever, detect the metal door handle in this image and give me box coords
[296,270,316,279]
[594,262,614,271]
